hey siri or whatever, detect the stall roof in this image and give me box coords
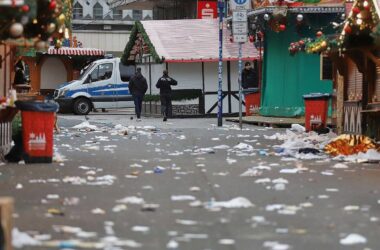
[47,47,105,56]
[122,19,261,63]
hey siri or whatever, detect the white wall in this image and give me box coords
[41,57,67,90]
[73,31,130,53]
[137,61,248,114]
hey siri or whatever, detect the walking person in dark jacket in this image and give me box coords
[242,62,258,89]
[156,70,177,121]
[13,60,28,85]
[129,68,148,121]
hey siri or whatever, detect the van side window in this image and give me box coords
[119,63,135,82]
[88,63,113,83]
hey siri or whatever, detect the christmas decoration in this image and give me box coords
[0,0,72,50]
[296,14,303,22]
[288,35,339,55]
[9,22,23,38]
[122,21,162,64]
[279,24,286,31]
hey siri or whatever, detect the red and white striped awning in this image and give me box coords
[47,47,105,56]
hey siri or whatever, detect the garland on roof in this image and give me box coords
[121,21,162,65]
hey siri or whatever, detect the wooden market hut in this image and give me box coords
[248,0,345,117]
[121,19,262,115]
[331,0,380,139]
[19,46,105,98]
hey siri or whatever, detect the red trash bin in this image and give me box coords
[15,101,59,163]
[303,93,331,132]
[244,88,260,116]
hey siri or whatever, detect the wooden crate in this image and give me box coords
[0,197,14,250]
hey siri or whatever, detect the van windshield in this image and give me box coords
[79,62,96,80]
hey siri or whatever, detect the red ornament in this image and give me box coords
[316,31,323,37]
[49,0,57,10]
[279,24,286,31]
[352,6,361,14]
[344,25,352,34]
[299,40,305,45]
[21,4,30,12]
[249,35,255,43]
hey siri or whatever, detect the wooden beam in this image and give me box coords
[0,197,14,250]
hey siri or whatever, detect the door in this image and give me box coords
[115,63,135,108]
[86,62,117,109]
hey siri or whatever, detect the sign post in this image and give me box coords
[217,0,224,127]
[231,0,249,129]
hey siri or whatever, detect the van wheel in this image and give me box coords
[73,98,92,115]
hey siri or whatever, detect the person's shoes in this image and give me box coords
[136,118,142,122]
[163,117,167,122]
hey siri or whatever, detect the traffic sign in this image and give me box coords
[232,22,248,34]
[232,10,247,22]
[233,34,248,43]
[229,0,251,10]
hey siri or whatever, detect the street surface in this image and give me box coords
[0,113,380,250]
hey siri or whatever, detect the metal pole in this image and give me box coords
[238,42,243,130]
[217,0,224,127]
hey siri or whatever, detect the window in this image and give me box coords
[113,9,123,20]
[88,63,113,83]
[132,10,143,20]
[73,2,83,19]
[320,55,333,80]
[119,63,135,82]
[93,2,103,20]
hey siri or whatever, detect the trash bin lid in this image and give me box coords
[303,93,331,100]
[15,101,59,112]
[243,88,259,94]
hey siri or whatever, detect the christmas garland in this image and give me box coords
[288,34,339,55]
[121,21,162,65]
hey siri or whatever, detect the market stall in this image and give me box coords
[121,19,261,115]
[0,0,71,161]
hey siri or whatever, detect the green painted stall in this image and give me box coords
[260,14,335,117]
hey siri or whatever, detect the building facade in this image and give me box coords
[72,0,153,55]
[108,0,197,20]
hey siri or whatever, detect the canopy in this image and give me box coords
[47,47,105,56]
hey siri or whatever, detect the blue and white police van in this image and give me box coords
[54,58,135,115]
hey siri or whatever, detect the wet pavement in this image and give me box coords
[1,114,380,250]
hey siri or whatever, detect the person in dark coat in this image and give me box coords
[129,68,148,121]
[13,60,28,85]
[242,62,258,89]
[156,70,177,121]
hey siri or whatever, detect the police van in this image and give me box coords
[54,57,135,115]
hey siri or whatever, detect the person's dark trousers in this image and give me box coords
[160,94,172,118]
[133,94,144,119]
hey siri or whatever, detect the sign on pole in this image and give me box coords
[229,0,251,10]
[232,10,248,43]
